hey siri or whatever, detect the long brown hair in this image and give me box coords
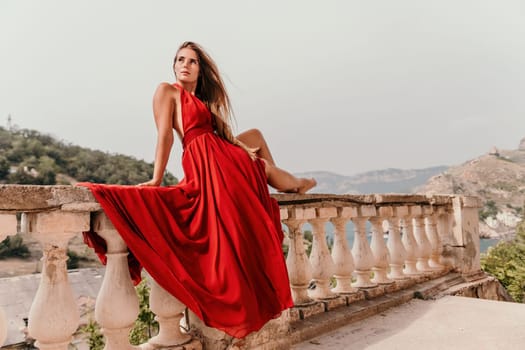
[174,42,256,157]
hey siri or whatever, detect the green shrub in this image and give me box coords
[481,221,525,302]
[80,319,104,350]
[479,200,498,221]
[129,279,159,345]
[67,250,80,270]
[0,234,30,259]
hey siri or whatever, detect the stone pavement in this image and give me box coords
[293,296,525,350]
[0,268,104,346]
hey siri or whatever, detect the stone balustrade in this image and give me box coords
[0,185,482,349]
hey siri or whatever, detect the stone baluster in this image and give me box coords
[369,215,392,284]
[437,207,455,267]
[0,213,18,347]
[25,211,87,350]
[147,277,192,348]
[308,208,337,299]
[426,212,444,269]
[385,206,408,280]
[437,207,453,245]
[0,301,6,349]
[414,207,433,272]
[283,207,315,305]
[401,206,420,275]
[446,207,456,246]
[93,213,140,350]
[450,196,482,273]
[351,205,377,288]
[330,207,356,293]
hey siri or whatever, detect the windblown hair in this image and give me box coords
[174,42,256,158]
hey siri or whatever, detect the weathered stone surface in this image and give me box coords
[377,206,393,217]
[315,207,337,219]
[344,291,366,305]
[393,205,409,217]
[446,275,514,302]
[359,205,376,217]
[321,296,347,311]
[374,193,429,204]
[0,186,456,217]
[140,338,202,350]
[383,282,401,294]
[298,302,325,319]
[426,194,453,206]
[61,202,101,212]
[0,213,17,237]
[0,185,96,211]
[288,207,316,220]
[28,211,90,234]
[394,279,417,290]
[460,196,483,208]
[287,307,301,322]
[411,274,431,284]
[409,205,422,216]
[361,286,386,300]
[339,206,358,218]
[189,310,292,350]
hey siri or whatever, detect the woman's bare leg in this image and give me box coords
[237,128,276,166]
[264,161,317,194]
[237,129,316,194]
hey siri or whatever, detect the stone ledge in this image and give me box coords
[139,339,203,350]
[321,296,347,311]
[286,272,466,347]
[0,185,461,217]
[0,185,96,211]
[361,286,386,299]
[438,273,513,302]
[343,291,365,304]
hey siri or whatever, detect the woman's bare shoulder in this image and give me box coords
[153,82,179,102]
[155,82,177,94]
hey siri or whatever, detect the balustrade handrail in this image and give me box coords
[0,184,482,212]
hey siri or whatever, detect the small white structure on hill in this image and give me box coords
[488,146,500,157]
[519,137,525,150]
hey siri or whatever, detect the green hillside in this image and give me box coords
[0,126,177,185]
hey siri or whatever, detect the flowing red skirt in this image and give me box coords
[79,131,293,338]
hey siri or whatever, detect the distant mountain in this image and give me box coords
[417,141,525,238]
[296,166,449,195]
[296,138,525,239]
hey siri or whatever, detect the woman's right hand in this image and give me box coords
[138,179,162,187]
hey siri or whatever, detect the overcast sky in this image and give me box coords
[1,0,524,178]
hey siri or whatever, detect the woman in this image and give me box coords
[139,43,316,193]
[80,41,315,338]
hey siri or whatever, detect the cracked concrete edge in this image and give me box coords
[285,273,465,347]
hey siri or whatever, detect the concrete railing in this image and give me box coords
[0,185,482,349]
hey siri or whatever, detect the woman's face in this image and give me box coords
[174,47,200,84]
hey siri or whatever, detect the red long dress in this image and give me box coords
[79,83,293,338]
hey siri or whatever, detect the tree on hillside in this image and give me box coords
[481,213,525,302]
[479,200,498,220]
[0,156,9,178]
[0,126,177,185]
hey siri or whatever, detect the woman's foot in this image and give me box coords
[297,178,317,194]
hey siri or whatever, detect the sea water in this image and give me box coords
[289,222,500,254]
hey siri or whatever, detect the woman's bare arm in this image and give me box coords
[139,83,177,186]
